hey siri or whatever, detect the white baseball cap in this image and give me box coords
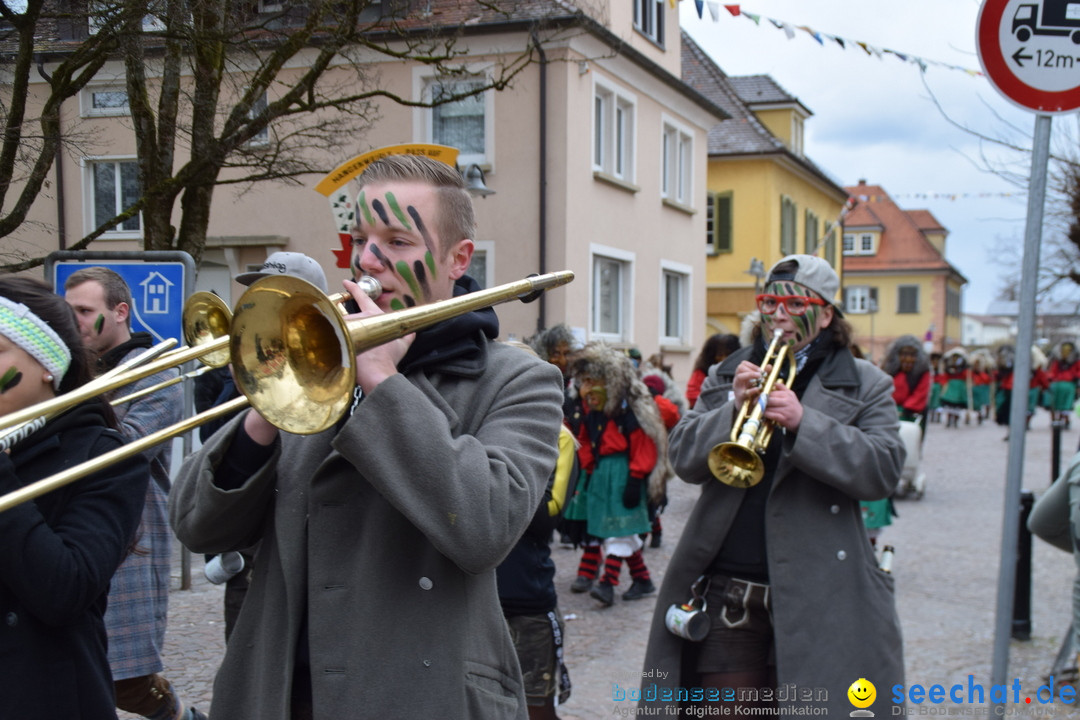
[234,251,329,292]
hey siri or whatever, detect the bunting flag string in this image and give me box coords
[855,192,1026,202]
[692,3,984,77]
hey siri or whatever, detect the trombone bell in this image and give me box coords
[182,292,232,368]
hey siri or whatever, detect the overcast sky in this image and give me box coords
[679,0,1076,315]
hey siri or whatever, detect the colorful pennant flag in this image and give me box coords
[693,7,983,77]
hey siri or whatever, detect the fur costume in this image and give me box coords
[527,324,577,363]
[639,362,688,416]
[568,342,674,504]
[882,335,930,378]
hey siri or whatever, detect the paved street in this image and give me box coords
[142,410,1080,719]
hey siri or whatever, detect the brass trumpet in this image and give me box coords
[707,328,797,488]
[0,271,573,512]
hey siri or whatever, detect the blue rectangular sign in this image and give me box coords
[53,261,187,345]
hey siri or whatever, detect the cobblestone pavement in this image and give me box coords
[143,410,1080,719]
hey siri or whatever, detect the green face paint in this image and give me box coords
[0,367,22,394]
[94,313,105,335]
[760,280,821,346]
[389,298,406,312]
[357,191,375,227]
[385,192,412,230]
[395,261,426,302]
[424,251,437,279]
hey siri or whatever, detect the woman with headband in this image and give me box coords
[0,276,148,719]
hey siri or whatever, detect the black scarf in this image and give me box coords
[396,275,499,375]
[97,332,155,375]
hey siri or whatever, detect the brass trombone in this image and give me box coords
[707,328,797,488]
[0,277,381,435]
[109,277,382,408]
[0,270,574,512]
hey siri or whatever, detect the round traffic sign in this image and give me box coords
[977,0,1080,113]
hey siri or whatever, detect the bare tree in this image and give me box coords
[0,0,571,270]
[920,73,1080,301]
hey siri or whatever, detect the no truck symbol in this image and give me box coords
[1011,0,1080,44]
[978,0,1080,112]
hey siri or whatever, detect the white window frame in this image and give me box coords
[660,259,692,347]
[247,91,269,147]
[414,66,494,169]
[842,232,877,255]
[791,114,804,155]
[661,115,692,206]
[468,240,495,290]
[844,286,877,315]
[590,244,635,343]
[88,1,165,33]
[83,156,141,239]
[633,0,664,45]
[80,84,130,117]
[592,76,636,183]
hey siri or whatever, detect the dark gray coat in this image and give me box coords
[170,340,564,719]
[642,345,906,716]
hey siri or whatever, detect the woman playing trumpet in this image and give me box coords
[0,276,148,719]
[640,255,906,717]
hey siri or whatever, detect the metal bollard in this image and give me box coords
[1052,419,1063,485]
[1012,489,1035,640]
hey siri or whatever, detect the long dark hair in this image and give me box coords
[694,333,741,373]
[0,276,116,424]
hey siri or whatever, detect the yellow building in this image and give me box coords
[842,182,967,362]
[681,33,849,340]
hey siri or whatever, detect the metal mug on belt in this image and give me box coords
[665,575,712,642]
[717,576,771,629]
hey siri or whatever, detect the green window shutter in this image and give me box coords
[707,192,733,254]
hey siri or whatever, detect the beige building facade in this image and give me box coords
[8,1,728,381]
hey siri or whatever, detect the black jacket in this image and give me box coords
[0,402,149,719]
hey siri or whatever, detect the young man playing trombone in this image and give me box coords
[64,267,206,720]
[641,254,906,718]
[170,153,565,719]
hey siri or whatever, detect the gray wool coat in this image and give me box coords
[641,344,906,716]
[170,340,564,719]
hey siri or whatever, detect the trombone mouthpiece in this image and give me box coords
[356,276,382,299]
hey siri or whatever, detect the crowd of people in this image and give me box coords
[2,145,1075,719]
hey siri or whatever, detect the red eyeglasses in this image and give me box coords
[756,294,827,317]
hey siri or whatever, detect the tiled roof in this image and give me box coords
[843,182,964,279]
[728,75,810,115]
[680,31,781,155]
[680,32,842,195]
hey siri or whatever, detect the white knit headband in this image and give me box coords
[0,296,71,390]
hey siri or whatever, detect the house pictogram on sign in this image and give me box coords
[140,271,174,314]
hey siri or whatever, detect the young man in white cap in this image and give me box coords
[641,254,906,718]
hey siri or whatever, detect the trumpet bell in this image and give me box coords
[182,292,232,368]
[231,275,355,435]
[707,441,764,489]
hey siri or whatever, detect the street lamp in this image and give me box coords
[745,257,766,293]
[868,298,878,362]
[461,164,495,198]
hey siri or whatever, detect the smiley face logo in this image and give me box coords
[847,678,876,709]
